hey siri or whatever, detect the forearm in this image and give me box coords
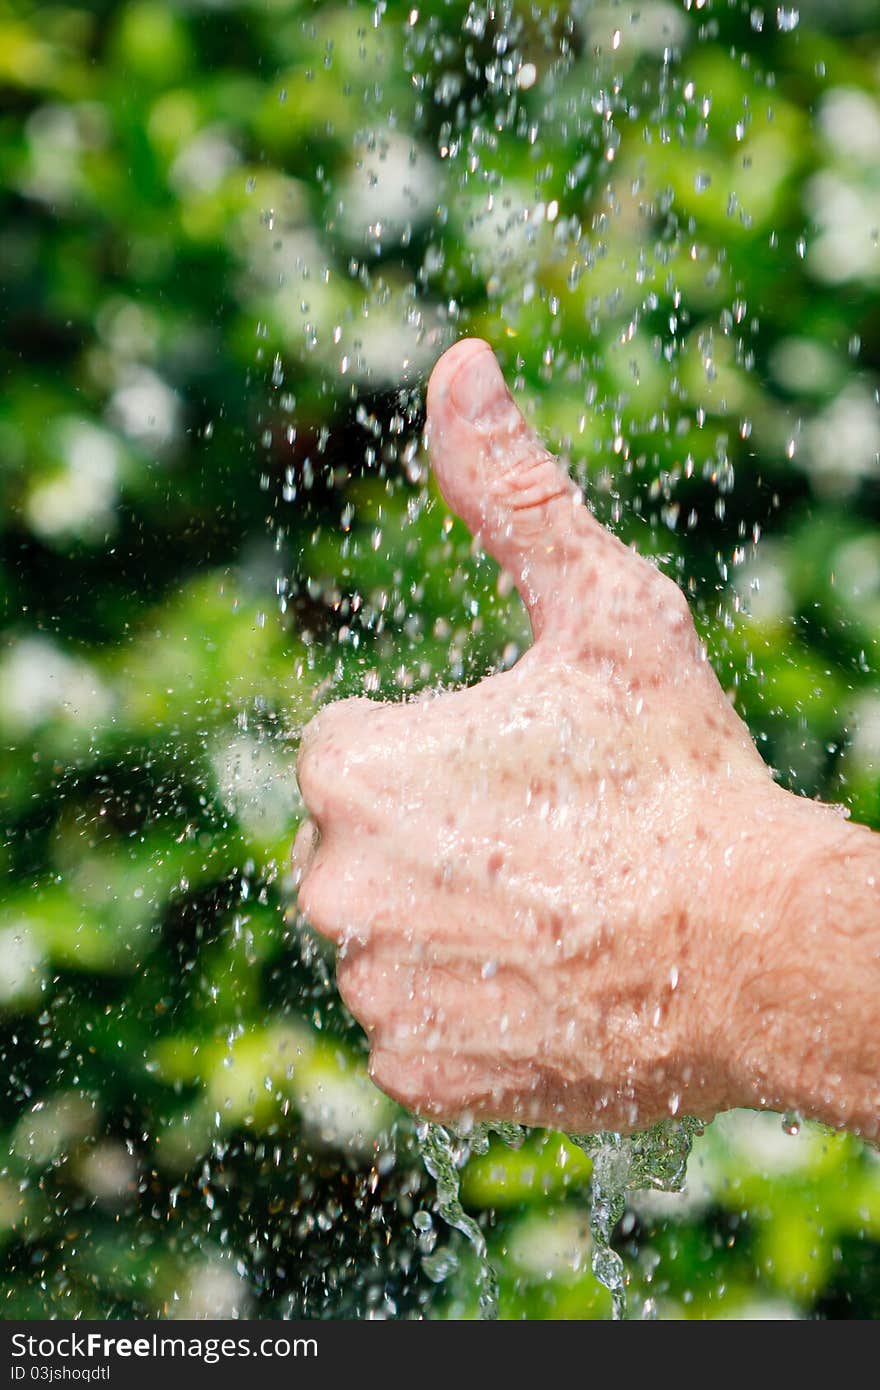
[726,795,880,1139]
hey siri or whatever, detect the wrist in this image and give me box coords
[716,788,880,1136]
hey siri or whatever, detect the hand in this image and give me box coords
[292,338,827,1134]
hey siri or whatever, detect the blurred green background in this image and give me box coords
[1,0,879,1319]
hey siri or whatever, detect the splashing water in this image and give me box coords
[569,1118,702,1319]
[417,1121,503,1318]
[419,1115,701,1319]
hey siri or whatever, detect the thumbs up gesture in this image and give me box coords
[292,339,801,1134]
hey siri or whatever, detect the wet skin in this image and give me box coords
[293,338,880,1139]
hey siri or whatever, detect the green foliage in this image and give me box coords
[1,0,879,1318]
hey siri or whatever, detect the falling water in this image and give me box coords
[417,1121,505,1318]
[569,1118,701,1318]
[419,1117,700,1319]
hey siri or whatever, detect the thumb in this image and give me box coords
[426,338,601,644]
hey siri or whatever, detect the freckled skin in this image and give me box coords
[294,339,880,1140]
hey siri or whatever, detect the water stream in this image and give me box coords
[419,1115,701,1319]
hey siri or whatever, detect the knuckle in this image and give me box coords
[369,1050,464,1118]
[368,1050,426,1112]
[295,739,327,810]
[664,582,693,629]
[315,695,375,733]
[649,568,691,622]
[295,872,318,927]
[296,862,335,936]
[492,446,570,516]
[367,1048,398,1096]
[336,955,371,1014]
[297,737,340,812]
[297,698,379,810]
